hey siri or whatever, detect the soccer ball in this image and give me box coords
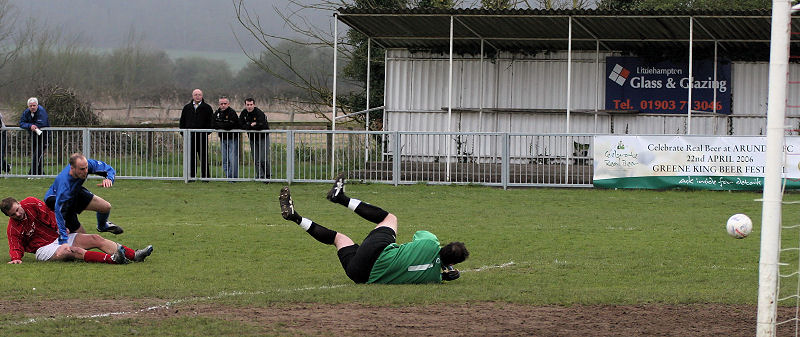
[726,214,753,239]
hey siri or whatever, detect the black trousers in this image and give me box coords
[249,133,270,179]
[189,132,209,178]
[29,133,47,175]
[0,130,8,172]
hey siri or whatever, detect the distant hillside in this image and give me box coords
[165,50,253,72]
[13,0,331,52]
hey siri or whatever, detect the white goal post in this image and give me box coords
[757,0,794,336]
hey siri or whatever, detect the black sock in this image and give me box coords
[306,221,337,245]
[354,202,389,224]
[334,194,351,207]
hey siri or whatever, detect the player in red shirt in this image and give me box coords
[1,196,153,264]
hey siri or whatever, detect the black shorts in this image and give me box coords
[337,226,397,284]
[45,187,94,232]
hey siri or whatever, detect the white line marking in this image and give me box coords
[81,285,349,319]
[5,262,515,326]
[462,261,515,272]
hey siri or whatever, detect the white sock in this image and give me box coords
[299,217,312,231]
[348,198,361,211]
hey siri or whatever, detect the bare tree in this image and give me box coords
[0,0,32,87]
[2,26,84,99]
[233,0,346,121]
[530,0,593,9]
[233,0,462,125]
[480,0,532,8]
[474,0,596,8]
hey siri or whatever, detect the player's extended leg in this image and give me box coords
[280,186,355,249]
[327,173,396,232]
[85,195,123,234]
[50,243,129,264]
[72,233,153,262]
[72,233,117,253]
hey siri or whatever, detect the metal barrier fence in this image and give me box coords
[0,127,595,188]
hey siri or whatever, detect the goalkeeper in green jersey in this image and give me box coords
[279,174,469,284]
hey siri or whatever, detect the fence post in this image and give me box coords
[327,129,333,178]
[502,133,509,190]
[286,130,294,184]
[147,130,154,161]
[565,135,571,184]
[183,130,190,183]
[393,131,400,186]
[83,128,91,158]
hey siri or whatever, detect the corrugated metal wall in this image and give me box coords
[386,49,609,112]
[732,62,770,116]
[384,49,800,135]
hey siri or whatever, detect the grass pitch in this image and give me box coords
[0,178,777,334]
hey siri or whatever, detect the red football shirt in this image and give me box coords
[6,197,59,261]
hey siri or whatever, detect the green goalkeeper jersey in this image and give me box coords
[368,230,443,284]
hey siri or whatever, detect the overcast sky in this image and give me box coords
[13,0,335,52]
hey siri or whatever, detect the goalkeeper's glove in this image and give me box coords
[441,265,460,281]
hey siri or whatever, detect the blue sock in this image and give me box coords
[97,212,110,229]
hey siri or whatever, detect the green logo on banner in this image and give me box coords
[593,176,800,191]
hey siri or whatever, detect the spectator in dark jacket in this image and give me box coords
[18,97,50,175]
[179,89,213,179]
[0,111,9,173]
[239,98,270,181]
[213,96,241,180]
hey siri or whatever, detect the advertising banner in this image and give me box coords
[593,135,800,190]
[605,57,731,114]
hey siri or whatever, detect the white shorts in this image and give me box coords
[35,234,77,261]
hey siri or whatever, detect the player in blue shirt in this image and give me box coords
[45,153,124,245]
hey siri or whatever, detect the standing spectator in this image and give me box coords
[179,89,213,180]
[213,96,241,180]
[239,98,270,181]
[0,111,9,173]
[19,97,49,175]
